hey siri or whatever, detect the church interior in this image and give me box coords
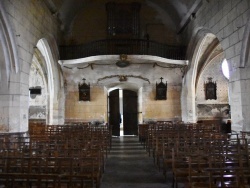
[0,0,250,187]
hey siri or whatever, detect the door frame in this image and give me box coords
[108,88,141,136]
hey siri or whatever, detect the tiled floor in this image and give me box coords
[101,136,173,188]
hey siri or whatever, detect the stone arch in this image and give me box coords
[29,49,49,124]
[35,38,65,125]
[240,17,250,68]
[0,3,21,132]
[0,3,19,82]
[196,52,229,120]
[181,28,219,122]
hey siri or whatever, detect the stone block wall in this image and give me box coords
[29,63,47,120]
[196,53,229,120]
[0,0,60,132]
[184,0,250,130]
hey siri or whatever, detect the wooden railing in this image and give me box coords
[59,39,186,60]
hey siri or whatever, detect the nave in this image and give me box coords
[0,122,250,188]
[101,136,171,188]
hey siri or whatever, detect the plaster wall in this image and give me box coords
[142,85,181,122]
[1,0,60,132]
[63,63,182,123]
[65,86,107,122]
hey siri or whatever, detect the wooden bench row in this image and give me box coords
[0,123,112,188]
[139,122,250,188]
[0,156,100,188]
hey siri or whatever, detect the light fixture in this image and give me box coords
[116,54,130,68]
[29,86,42,99]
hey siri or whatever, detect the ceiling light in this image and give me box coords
[116,54,130,68]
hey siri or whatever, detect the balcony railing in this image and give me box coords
[59,39,186,60]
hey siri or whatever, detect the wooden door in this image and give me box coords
[109,89,120,136]
[123,90,138,135]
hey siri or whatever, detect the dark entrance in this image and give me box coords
[108,89,138,136]
[123,90,138,135]
[109,89,120,136]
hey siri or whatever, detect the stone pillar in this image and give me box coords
[181,75,197,123]
[0,73,29,133]
[230,66,250,132]
[52,88,65,125]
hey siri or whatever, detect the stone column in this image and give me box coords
[181,75,197,123]
[230,66,250,132]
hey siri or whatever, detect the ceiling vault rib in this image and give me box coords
[177,0,203,34]
[43,0,58,15]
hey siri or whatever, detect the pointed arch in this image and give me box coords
[181,28,216,122]
[0,3,19,82]
[240,17,250,68]
[29,49,49,123]
[35,37,64,125]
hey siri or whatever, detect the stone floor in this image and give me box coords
[101,136,173,188]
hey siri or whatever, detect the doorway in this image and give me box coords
[109,89,138,136]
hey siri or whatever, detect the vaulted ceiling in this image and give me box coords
[44,0,202,34]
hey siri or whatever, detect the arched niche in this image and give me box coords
[182,29,229,123]
[29,50,48,124]
[33,38,65,125]
[196,52,229,121]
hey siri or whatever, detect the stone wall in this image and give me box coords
[0,0,60,131]
[29,63,47,120]
[182,0,250,130]
[196,53,229,120]
[63,62,183,123]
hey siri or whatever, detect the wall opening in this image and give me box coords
[29,54,48,124]
[108,89,138,136]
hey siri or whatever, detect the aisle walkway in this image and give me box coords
[101,136,172,188]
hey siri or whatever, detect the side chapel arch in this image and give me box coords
[181,28,214,122]
[29,49,49,124]
[35,37,64,125]
[0,3,21,132]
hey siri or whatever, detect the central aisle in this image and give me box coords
[101,136,172,188]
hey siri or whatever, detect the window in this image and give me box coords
[222,59,229,79]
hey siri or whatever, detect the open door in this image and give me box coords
[109,89,138,136]
[109,89,120,136]
[123,90,138,135]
